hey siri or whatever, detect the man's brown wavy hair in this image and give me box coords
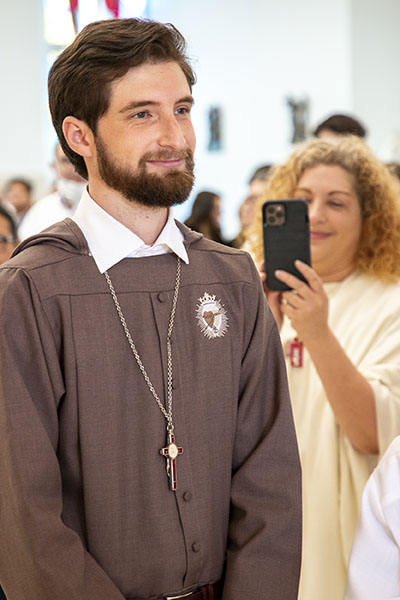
[48,18,195,180]
[247,136,400,282]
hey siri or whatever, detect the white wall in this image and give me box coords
[0,0,49,201]
[351,0,400,160]
[1,0,400,236]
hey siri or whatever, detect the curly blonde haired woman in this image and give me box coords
[247,136,400,600]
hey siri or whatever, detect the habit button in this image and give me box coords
[158,292,168,303]
[191,541,201,553]
[183,491,192,502]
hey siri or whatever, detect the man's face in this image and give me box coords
[93,61,196,208]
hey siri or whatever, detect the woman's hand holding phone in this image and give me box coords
[260,259,329,341]
[276,260,329,344]
[260,195,327,339]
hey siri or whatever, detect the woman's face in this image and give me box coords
[293,164,362,281]
[0,214,15,265]
[210,196,221,225]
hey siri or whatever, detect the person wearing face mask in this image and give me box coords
[18,143,86,240]
[246,136,400,600]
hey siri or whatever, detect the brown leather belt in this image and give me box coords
[130,580,220,600]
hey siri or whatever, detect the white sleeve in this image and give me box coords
[344,437,400,600]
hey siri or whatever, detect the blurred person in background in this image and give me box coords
[2,178,33,223]
[246,136,400,600]
[0,204,17,265]
[231,194,257,248]
[184,190,226,243]
[248,164,272,197]
[313,113,367,144]
[386,161,400,181]
[232,164,272,248]
[18,143,86,240]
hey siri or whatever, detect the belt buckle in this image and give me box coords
[165,591,193,600]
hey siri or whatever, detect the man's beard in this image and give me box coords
[95,135,195,208]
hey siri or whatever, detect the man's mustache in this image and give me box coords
[139,149,194,164]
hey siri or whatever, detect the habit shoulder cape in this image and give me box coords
[0,219,301,600]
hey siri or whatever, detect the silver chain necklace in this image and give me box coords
[104,256,183,491]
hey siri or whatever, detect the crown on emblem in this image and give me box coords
[199,292,216,304]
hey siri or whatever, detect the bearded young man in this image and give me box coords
[0,19,301,600]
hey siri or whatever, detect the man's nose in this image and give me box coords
[158,114,186,149]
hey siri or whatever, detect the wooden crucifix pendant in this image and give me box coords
[160,431,183,491]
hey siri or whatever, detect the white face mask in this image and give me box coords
[57,177,86,208]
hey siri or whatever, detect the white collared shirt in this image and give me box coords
[72,188,189,273]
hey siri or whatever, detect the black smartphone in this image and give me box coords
[262,199,311,292]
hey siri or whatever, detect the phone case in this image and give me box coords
[262,199,311,292]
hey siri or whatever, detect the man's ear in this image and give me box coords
[62,116,95,159]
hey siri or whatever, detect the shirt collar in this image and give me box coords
[72,188,189,273]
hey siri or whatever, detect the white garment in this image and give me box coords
[344,435,400,600]
[72,188,189,273]
[280,271,400,600]
[18,192,76,240]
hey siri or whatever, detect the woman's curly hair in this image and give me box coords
[246,136,400,282]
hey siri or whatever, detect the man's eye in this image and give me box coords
[133,111,148,119]
[175,107,190,115]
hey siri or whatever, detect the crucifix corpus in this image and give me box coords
[160,431,183,491]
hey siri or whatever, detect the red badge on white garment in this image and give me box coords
[290,338,303,368]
